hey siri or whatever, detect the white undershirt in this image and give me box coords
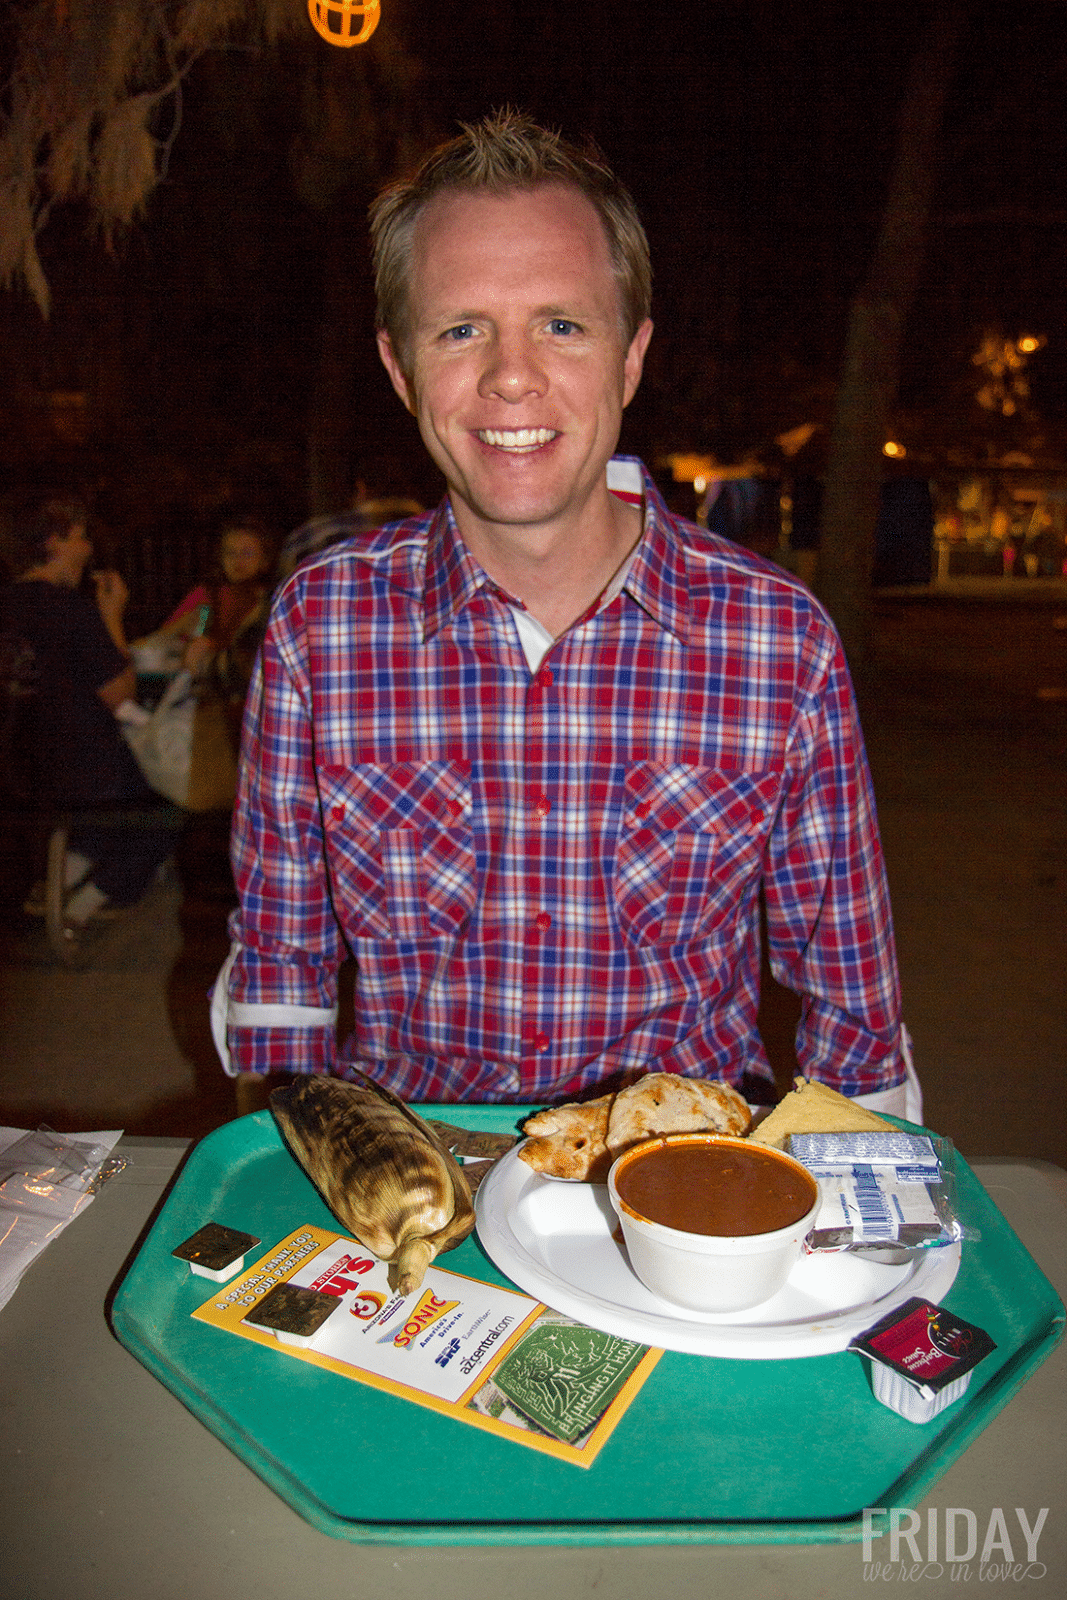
[509,547,639,670]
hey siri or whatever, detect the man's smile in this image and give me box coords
[476,427,559,452]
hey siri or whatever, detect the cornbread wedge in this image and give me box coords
[748,1075,894,1150]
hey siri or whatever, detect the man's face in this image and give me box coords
[377,184,651,547]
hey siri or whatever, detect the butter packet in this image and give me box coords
[787,1132,972,1253]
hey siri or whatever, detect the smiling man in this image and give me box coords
[375,180,651,640]
[214,110,919,1121]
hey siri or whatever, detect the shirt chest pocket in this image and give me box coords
[318,760,477,941]
[614,763,781,948]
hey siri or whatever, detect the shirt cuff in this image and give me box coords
[210,942,338,1078]
[851,1026,923,1123]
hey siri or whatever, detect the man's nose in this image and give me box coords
[477,331,548,403]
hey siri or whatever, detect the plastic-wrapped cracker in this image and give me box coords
[791,1131,939,1167]
[787,1131,972,1253]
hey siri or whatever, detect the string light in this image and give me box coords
[308,0,381,47]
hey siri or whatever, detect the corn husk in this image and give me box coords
[270,1073,475,1296]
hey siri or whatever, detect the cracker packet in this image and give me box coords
[786,1131,974,1253]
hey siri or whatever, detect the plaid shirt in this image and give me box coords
[222,458,902,1103]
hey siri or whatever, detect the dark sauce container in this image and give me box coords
[850,1297,996,1423]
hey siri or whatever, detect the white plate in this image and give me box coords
[475,1144,961,1359]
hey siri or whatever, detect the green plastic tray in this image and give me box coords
[109,1107,1064,1546]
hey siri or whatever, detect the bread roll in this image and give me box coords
[518,1073,752,1181]
[606,1073,751,1156]
[519,1094,614,1181]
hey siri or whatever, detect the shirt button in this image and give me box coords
[446,798,463,819]
[534,1032,550,1053]
[536,669,553,689]
[634,801,651,821]
[534,793,552,819]
[331,806,345,822]
[534,911,552,932]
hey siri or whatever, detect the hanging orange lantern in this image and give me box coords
[308,0,381,47]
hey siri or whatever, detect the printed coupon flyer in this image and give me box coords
[192,1224,661,1465]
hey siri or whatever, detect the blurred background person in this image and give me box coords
[134,513,278,756]
[277,490,423,581]
[0,495,174,931]
[137,514,276,676]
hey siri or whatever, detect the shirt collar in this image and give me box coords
[420,457,692,647]
[611,462,691,646]
[421,499,495,643]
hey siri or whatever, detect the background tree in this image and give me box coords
[0,1,302,316]
[0,0,432,514]
[816,2,965,662]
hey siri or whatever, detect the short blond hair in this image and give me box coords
[369,109,651,368]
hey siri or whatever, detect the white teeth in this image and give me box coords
[477,427,556,449]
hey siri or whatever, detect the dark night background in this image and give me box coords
[2,0,1066,630]
[1,1,1065,1169]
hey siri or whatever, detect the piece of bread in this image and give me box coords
[519,1093,614,1181]
[748,1076,894,1150]
[518,1074,752,1181]
[606,1072,751,1157]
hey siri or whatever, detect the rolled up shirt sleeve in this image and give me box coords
[215,585,343,1077]
[762,624,907,1099]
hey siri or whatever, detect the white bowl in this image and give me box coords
[607,1134,820,1314]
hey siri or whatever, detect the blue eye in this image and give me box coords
[444,323,475,342]
[549,319,577,335]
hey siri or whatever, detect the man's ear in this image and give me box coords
[622,318,653,408]
[377,330,415,414]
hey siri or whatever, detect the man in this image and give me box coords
[0,496,173,925]
[214,111,919,1119]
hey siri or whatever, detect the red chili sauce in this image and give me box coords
[615,1142,818,1237]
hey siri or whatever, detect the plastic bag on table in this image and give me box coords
[0,1126,126,1311]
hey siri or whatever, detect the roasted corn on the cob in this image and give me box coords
[270,1073,475,1295]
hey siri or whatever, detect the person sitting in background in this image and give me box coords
[143,515,275,676]
[136,514,277,753]
[0,495,174,930]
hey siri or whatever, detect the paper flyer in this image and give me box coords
[192,1224,661,1466]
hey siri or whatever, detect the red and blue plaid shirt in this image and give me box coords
[222,458,903,1103]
